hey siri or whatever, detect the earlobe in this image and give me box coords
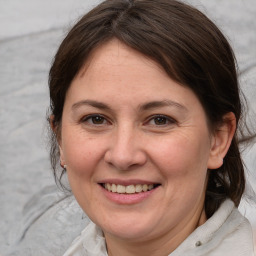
[207,112,236,169]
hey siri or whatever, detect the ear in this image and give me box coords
[59,145,66,168]
[49,115,56,132]
[207,112,236,169]
[50,115,66,167]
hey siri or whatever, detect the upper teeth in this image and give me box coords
[104,183,154,194]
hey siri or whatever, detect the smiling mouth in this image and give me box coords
[100,183,160,194]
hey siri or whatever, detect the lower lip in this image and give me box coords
[99,185,159,205]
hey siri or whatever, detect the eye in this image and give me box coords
[147,115,176,126]
[82,114,108,125]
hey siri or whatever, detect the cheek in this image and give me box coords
[62,135,106,209]
[61,131,105,178]
[151,135,210,212]
[149,131,211,180]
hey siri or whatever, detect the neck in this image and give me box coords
[104,206,207,256]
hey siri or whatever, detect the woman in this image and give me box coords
[48,0,254,255]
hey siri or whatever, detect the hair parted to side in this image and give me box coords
[49,0,246,217]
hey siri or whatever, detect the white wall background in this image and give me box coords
[0,0,255,254]
[0,0,101,253]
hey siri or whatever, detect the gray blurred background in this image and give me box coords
[0,0,255,255]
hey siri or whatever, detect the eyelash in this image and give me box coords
[81,114,176,128]
[145,114,176,126]
[81,114,110,126]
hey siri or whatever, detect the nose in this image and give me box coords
[104,126,147,171]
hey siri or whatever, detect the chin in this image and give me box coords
[104,225,154,241]
[95,212,159,241]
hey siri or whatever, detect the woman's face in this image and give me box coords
[59,39,218,244]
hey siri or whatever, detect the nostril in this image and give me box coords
[104,146,147,171]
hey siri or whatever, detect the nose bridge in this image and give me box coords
[116,123,136,155]
[104,122,146,170]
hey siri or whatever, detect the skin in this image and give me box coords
[58,39,235,256]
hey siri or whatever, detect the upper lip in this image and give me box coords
[98,179,161,186]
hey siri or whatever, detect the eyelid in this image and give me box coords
[79,113,176,127]
[81,113,111,125]
[145,114,177,126]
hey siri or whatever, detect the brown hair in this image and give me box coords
[49,0,246,218]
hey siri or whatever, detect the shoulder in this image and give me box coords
[63,221,107,256]
[171,199,254,256]
[8,185,90,256]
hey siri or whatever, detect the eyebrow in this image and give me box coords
[72,100,112,111]
[72,99,187,112]
[139,100,188,112]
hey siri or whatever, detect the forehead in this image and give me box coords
[77,39,167,85]
[66,39,203,115]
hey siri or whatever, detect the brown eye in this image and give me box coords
[153,116,168,125]
[147,115,176,126]
[83,114,107,125]
[91,116,105,124]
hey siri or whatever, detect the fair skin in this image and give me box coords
[58,39,236,256]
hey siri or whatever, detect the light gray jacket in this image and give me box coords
[8,186,254,255]
[63,199,254,256]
